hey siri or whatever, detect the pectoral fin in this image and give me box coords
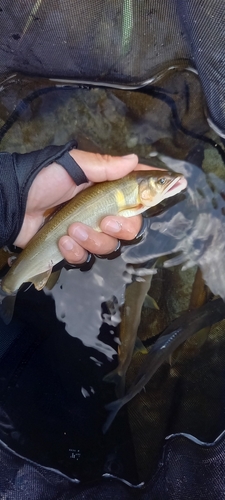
[119,205,143,217]
[186,326,210,349]
[143,295,159,310]
[133,337,148,355]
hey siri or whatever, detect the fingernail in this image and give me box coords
[122,154,136,159]
[104,220,122,233]
[61,238,74,251]
[72,226,88,241]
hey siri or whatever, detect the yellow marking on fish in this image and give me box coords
[115,189,126,209]
[1,170,187,299]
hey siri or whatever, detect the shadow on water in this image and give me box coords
[0,69,225,488]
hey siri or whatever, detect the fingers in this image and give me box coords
[58,235,89,264]
[100,214,142,241]
[134,163,166,172]
[69,150,140,182]
[59,224,118,264]
[70,149,166,183]
[58,215,142,264]
[18,147,162,254]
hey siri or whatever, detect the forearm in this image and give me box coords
[0,140,87,247]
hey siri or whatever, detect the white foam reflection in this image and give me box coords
[123,157,225,301]
[46,256,130,359]
[47,157,225,359]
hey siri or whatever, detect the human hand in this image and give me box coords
[14,150,157,264]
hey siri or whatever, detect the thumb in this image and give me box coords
[69,150,139,182]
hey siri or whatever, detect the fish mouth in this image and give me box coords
[163,175,187,199]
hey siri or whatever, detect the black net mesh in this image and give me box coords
[176,0,225,133]
[0,1,225,498]
[1,420,225,499]
[0,0,190,82]
[0,0,224,132]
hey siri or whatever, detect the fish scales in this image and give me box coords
[2,177,140,293]
[1,170,187,296]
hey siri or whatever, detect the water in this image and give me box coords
[0,69,225,487]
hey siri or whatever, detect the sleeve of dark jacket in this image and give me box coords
[0,140,88,247]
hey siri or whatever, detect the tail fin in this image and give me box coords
[103,368,121,386]
[103,369,126,398]
[0,295,16,325]
[102,398,124,434]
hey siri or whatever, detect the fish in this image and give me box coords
[103,263,159,398]
[170,267,212,365]
[182,267,212,351]
[102,297,225,433]
[0,169,187,323]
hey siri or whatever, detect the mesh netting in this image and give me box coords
[0,1,225,498]
[1,425,225,499]
[0,0,224,131]
[0,0,190,82]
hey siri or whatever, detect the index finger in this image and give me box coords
[134,162,167,171]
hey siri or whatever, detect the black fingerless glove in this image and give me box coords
[0,140,88,247]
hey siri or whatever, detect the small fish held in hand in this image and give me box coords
[0,170,187,323]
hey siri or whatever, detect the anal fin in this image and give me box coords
[30,269,53,291]
[45,270,61,290]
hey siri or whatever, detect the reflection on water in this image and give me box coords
[0,69,225,487]
[47,154,225,437]
[123,156,225,300]
[45,257,129,359]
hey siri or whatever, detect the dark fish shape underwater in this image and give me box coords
[103,297,225,433]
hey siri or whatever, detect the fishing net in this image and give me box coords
[0,300,225,500]
[0,0,225,499]
[0,0,224,134]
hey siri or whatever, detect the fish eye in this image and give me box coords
[158,177,166,185]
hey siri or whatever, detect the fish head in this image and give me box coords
[138,170,187,207]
